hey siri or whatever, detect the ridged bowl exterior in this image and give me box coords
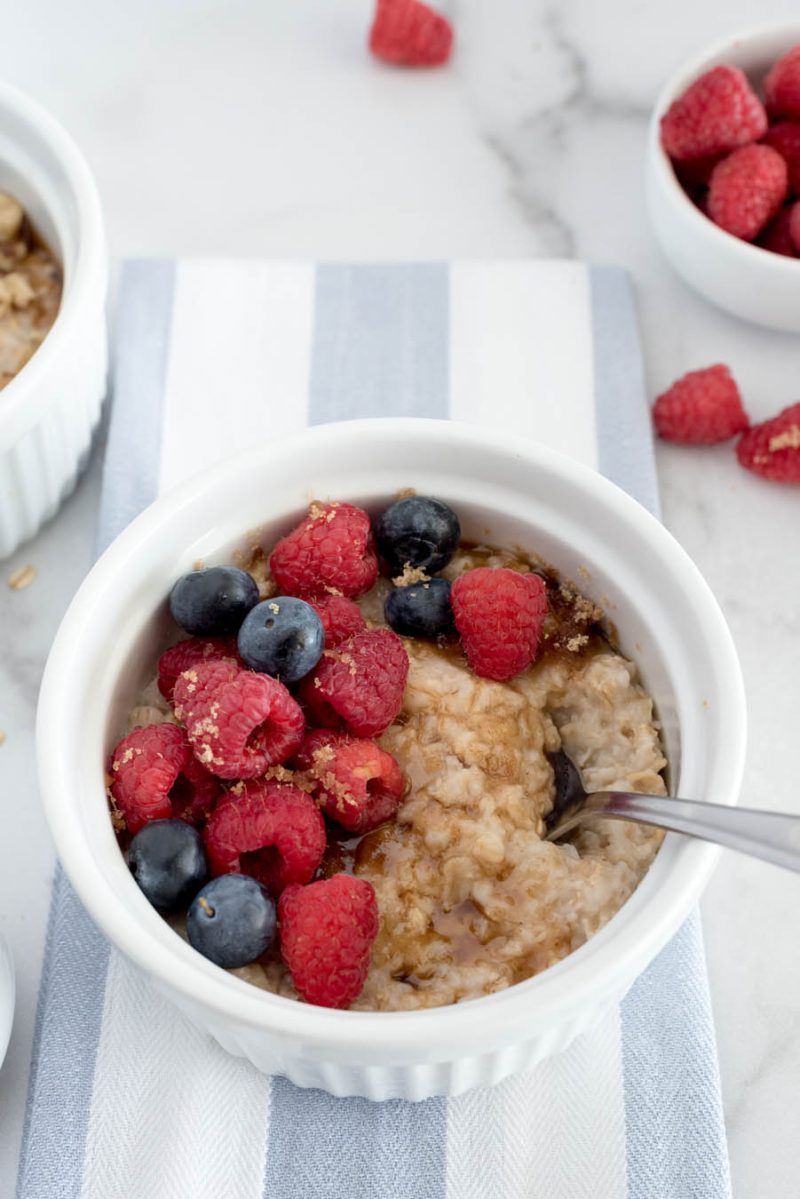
[0,81,108,559]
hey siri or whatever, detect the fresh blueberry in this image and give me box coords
[237,596,324,683]
[385,578,455,639]
[169,566,259,636]
[186,874,276,968]
[127,819,208,912]
[375,496,460,576]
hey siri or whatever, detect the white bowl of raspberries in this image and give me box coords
[36,419,745,1100]
[647,23,800,331]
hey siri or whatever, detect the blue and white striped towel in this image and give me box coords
[18,260,731,1199]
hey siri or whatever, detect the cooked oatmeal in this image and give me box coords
[130,543,667,1011]
[0,192,62,388]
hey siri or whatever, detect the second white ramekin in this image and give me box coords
[646,24,800,332]
[37,419,746,1100]
[0,81,108,559]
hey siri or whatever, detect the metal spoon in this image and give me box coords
[545,751,800,874]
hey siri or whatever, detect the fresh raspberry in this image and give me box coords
[764,45,800,121]
[762,122,800,193]
[757,205,799,256]
[708,144,787,240]
[369,0,453,68]
[204,780,326,894]
[157,636,239,702]
[278,874,379,1008]
[736,403,800,483]
[294,729,405,834]
[653,365,749,445]
[298,628,409,738]
[306,594,365,647]
[660,66,767,162]
[789,200,800,250]
[269,503,378,599]
[450,567,547,682]
[174,658,305,779]
[109,723,221,835]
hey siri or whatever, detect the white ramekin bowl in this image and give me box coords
[646,24,800,332]
[0,81,108,558]
[37,419,746,1101]
[0,935,13,1070]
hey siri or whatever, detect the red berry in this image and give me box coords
[298,627,409,738]
[157,636,239,702]
[789,201,800,251]
[369,0,453,68]
[762,121,800,194]
[653,365,749,445]
[109,723,221,835]
[736,403,800,483]
[269,502,378,599]
[764,45,800,121]
[278,874,378,1008]
[660,66,767,162]
[294,729,405,834]
[450,567,547,682]
[173,658,305,779]
[708,144,787,240]
[757,205,799,257]
[204,780,326,894]
[306,594,365,647]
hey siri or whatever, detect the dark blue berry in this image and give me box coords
[375,496,460,576]
[186,874,276,968]
[385,578,455,638]
[169,566,259,636]
[127,820,208,912]
[237,596,324,683]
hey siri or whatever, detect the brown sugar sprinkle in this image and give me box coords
[393,564,430,587]
[8,564,36,590]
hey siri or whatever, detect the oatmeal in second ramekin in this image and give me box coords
[0,192,62,388]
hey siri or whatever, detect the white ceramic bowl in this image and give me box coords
[0,81,108,558]
[0,935,14,1070]
[646,24,800,332]
[37,419,746,1101]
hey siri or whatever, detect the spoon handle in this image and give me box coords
[583,793,800,874]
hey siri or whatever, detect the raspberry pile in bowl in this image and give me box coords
[661,44,800,254]
[109,496,667,1011]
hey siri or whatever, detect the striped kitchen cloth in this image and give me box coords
[18,260,731,1199]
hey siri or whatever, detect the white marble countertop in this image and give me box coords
[1,2,799,1194]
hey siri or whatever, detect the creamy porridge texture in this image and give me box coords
[115,501,667,1011]
[0,192,62,388]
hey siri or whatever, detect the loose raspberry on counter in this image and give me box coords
[707,144,788,240]
[306,594,366,647]
[757,205,799,257]
[203,780,326,893]
[652,365,749,445]
[660,66,767,162]
[294,729,405,834]
[157,636,240,702]
[278,874,379,1008]
[765,45,800,121]
[298,627,409,738]
[109,723,221,835]
[762,121,800,194]
[736,402,800,483]
[451,567,548,682]
[269,502,378,599]
[368,0,453,68]
[173,658,305,779]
